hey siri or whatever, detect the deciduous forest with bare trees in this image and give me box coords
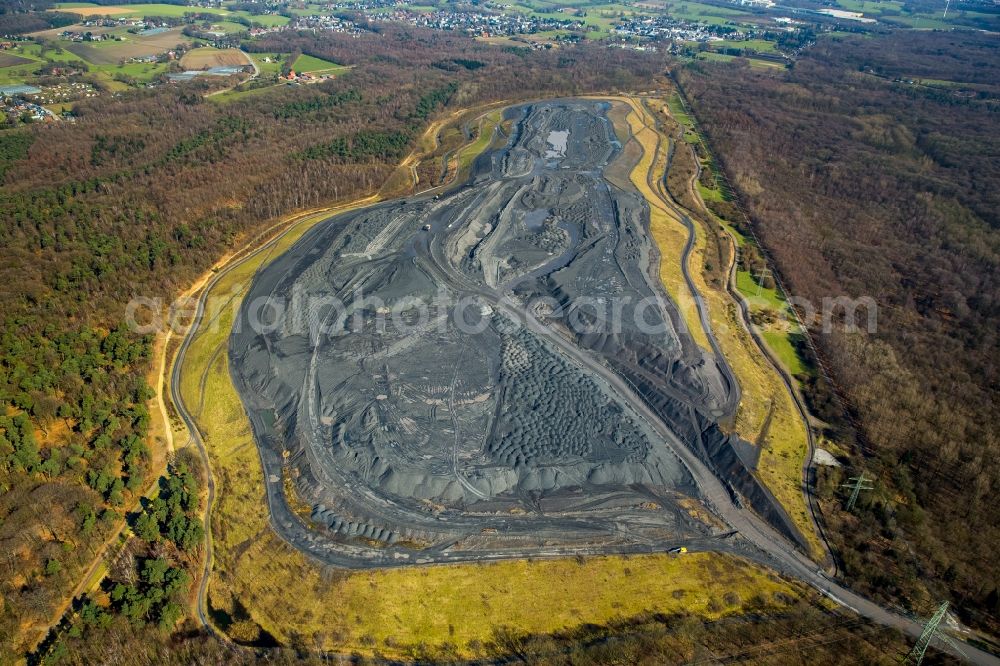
[678,29,1000,635]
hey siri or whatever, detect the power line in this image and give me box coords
[753,268,772,297]
[903,601,950,665]
[841,472,874,511]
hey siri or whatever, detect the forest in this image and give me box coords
[32,454,205,664]
[0,25,667,660]
[677,29,1000,634]
[0,0,77,34]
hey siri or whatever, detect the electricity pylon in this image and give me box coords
[841,472,874,511]
[903,601,965,665]
[753,268,771,297]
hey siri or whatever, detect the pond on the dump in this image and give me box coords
[545,129,569,159]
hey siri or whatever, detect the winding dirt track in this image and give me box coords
[638,95,836,570]
[168,195,379,635]
[655,90,839,577]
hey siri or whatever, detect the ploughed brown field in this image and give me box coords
[180,48,251,70]
[0,53,33,67]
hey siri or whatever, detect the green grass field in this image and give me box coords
[735,264,785,312]
[662,0,750,24]
[291,53,347,74]
[835,0,903,12]
[246,52,285,75]
[55,2,221,17]
[720,38,778,53]
[234,12,289,26]
[666,93,703,143]
[735,270,807,376]
[96,60,171,79]
[456,109,503,177]
[763,329,806,376]
[831,0,993,28]
[55,2,288,25]
[8,43,80,62]
[884,13,953,28]
[579,13,619,38]
[835,0,993,28]
[666,93,694,127]
[693,51,785,69]
[211,20,250,34]
[698,181,724,202]
[724,220,809,379]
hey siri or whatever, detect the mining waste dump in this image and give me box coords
[230,99,801,567]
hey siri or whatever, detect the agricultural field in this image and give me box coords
[97,59,172,80]
[692,51,786,69]
[221,10,289,27]
[64,27,190,65]
[207,20,252,34]
[835,0,904,12]
[28,22,117,40]
[0,53,35,68]
[53,2,290,26]
[831,0,996,28]
[5,3,280,95]
[180,47,250,69]
[659,0,751,24]
[290,53,346,75]
[54,2,223,18]
[720,38,779,53]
